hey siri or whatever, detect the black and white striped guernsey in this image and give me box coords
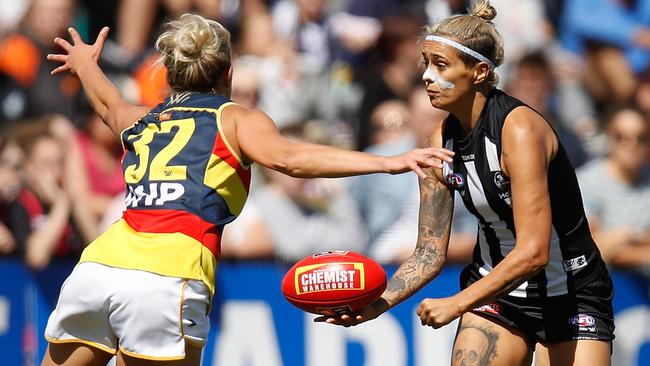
[442,89,607,298]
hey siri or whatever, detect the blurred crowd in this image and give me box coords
[0,0,648,281]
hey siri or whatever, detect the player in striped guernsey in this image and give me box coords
[318,1,614,365]
[41,14,455,366]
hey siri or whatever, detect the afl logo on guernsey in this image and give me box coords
[445,172,465,189]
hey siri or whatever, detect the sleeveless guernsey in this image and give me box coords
[442,89,606,298]
[80,92,251,294]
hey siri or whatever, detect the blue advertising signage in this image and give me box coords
[0,259,648,365]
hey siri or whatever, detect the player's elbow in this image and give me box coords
[272,148,312,178]
[267,153,300,177]
[515,245,549,275]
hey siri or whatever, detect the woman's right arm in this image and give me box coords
[47,27,149,135]
[314,124,455,325]
[379,174,455,307]
[232,106,454,178]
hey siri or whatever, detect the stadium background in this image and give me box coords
[0,0,649,365]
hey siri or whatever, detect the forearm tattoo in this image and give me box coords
[384,176,454,305]
[453,323,499,366]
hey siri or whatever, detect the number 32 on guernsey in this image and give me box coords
[124,118,196,184]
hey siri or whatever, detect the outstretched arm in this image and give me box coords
[47,27,149,136]
[232,106,454,178]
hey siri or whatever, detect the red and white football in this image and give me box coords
[281,250,387,316]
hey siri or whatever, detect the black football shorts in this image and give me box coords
[460,265,615,345]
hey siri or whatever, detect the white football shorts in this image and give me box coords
[44,262,210,361]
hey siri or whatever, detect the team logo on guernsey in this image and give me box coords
[493,171,510,191]
[445,172,465,189]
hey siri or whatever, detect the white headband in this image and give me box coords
[424,35,496,70]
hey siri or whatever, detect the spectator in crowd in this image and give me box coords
[356,15,424,150]
[0,132,21,255]
[0,0,83,121]
[505,51,589,167]
[65,112,124,221]
[230,59,261,109]
[489,0,553,86]
[272,0,332,76]
[560,0,650,105]
[4,116,98,270]
[351,99,416,248]
[236,11,309,127]
[221,124,367,261]
[360,89,475,264]
[116,0,269,61]
[578,105,650,271]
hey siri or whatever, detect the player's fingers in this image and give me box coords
[54,37,72,51]
[93,27,110,56]
[424,158,443,169]
[47,54,68,63]
[411,161,426,179]
[68,27,83,44]
[95,26,110,46]
[313,316,328,322]
[51,65,69,75]
[430,149,454,163]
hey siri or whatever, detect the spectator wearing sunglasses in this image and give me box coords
[577,104,650,271]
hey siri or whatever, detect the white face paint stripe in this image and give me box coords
[425,35,495,70]
[422,66,455,90]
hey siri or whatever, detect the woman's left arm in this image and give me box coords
[417,107,558,328]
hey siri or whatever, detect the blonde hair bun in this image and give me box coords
[155,13,232,92]
[472,0,497,22]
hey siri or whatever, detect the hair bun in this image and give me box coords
[155,13,232,92]
[472,0,497,22]
[177,19,216,60]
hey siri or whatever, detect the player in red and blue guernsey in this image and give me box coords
[40,14,455,366]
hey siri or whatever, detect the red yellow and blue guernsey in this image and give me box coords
[80,92,250,295]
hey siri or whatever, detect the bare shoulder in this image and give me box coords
[502,106,557,157]
[503,106,556,143]
[221,103,278,165]
[221,103,264,122]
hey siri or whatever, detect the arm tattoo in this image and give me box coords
[384,175,454,305]
[453,323,499,366]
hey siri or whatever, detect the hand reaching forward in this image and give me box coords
[47,26,110,75]
[385,147,454,179]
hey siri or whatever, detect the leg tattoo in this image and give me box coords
[453,323,499,366]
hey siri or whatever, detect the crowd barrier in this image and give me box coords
[1,258,649,365]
